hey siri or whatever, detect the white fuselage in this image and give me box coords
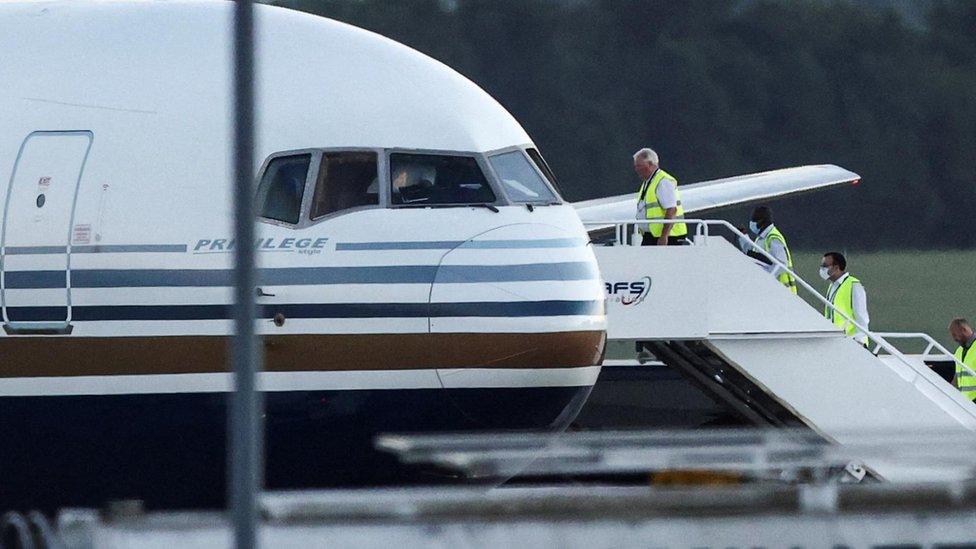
[0,1,606,389]
[0,1,605,508]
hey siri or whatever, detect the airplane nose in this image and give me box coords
[428,223,605,429]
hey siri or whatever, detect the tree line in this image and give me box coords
[274,0,976,249]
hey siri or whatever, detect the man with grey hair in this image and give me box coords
[633,148,687,246]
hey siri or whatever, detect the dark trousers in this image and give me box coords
[641,233,687,246]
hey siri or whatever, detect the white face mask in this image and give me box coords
[748,220,760,234]
[818,266,830,281]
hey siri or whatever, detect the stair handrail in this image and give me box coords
[584,218,976,387]
[872,332,961,363]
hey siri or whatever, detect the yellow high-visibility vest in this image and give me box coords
[762,226,797,294]
[637,168,687,238]
[825,274,865,343]
[954,343,976,401]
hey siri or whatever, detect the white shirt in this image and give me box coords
[636,169,678,218]
[827,272,870,343]
[654,175,678,209]
[738,224,788,278]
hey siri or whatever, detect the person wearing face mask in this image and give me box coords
[948,318,976,401]
[737,205,796,294]
[821,251,870,346]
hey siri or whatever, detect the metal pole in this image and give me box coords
[230,1,262,548]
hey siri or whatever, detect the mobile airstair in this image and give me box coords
[590,219,976,482]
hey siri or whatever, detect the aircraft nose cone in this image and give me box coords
[428,223,605,428]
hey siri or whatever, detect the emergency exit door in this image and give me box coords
[1,131,92,333]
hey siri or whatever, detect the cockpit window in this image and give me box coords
[256,154,310,224]
[488,150,558,203]
[311,152,379,220]
[525,148,564,198]
[390,153,495,205]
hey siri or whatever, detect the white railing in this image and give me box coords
[584,218,976,387]
[873,332,961,364]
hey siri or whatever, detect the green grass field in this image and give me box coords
[790,250,975,352]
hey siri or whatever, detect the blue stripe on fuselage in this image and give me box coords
[3,246,68,255]
[4,300,604,322]
[3,262,599,289]
[3,244,188,254]
[335,238,587,250]
[3,270,67,288]
[73,244,189,254]
[4,240,583,254]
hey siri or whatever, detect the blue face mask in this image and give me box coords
[748,220,760,234]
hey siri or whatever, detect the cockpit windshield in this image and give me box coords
[311,151,378,219]
[389,153,495,206]
[525,148,564,199]
[488,150,558,204]
[256,154,310,224]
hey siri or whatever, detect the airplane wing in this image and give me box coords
[574,164,861,230]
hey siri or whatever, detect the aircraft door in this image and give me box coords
[1,131,93,334]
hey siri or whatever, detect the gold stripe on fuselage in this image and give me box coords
[0,331,606,378]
